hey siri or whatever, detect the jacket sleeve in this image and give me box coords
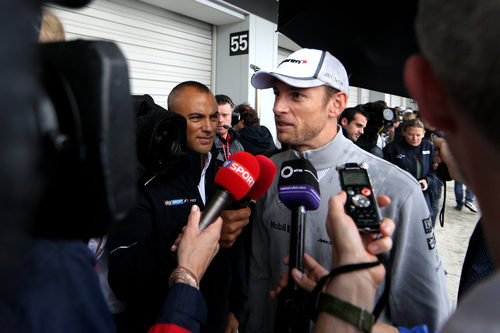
[228,235,248,324]
[107,187,177,305]
[382,182,450,331]
[424,143,441,193]
[245,197,273,332]
[383,143,393,163]
[149,283,207,333]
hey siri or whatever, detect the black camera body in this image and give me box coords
[133,94,187,182]
[35,40,137,239]
[355,101,395,154]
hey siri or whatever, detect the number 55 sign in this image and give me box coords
[229,31,249,56]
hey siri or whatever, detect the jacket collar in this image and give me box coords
[287,125,352,170]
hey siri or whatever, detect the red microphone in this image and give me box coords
[247,155,277,200]
[199,152,260,230]
[228,154,278,209]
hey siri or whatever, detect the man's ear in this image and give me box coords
[404,55,456,131]
[329,91,347,119]
[340,117,348,127]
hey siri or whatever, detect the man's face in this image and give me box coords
[173,87,218,153]
[216,102,233,138]
[403,126,425,147]
[341,113,367,142]
[272,80,337,151]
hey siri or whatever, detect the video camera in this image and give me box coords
[133,94,187,181]
[34,39,137,239]
[356,101,395,152]
[2,0,189,241]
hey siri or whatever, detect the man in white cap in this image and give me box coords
[246,48,450,331]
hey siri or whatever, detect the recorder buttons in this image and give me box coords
[352,194,371,208]
[361,188,372,196]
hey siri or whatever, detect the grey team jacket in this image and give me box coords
[246,129,450,332]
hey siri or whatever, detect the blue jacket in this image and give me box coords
[383,138,441,214]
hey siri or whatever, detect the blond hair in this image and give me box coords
[402,111,416,122]
[38,10,65,43]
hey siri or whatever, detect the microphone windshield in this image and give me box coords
[215,152,260,201]
[278,159,321,210]
[246,155,277,200]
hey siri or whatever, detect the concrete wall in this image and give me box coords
[215,14,278,145]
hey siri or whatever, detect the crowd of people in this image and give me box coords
[2,0,499,332]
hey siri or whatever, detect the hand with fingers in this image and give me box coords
[219,207,251,248]
[170,205,223,287]
[313,191,394,332]
[271,193,394,300]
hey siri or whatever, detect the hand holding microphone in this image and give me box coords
[220,155,277,248]
[198,152,260,231]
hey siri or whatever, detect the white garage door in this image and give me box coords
[48,0,213,108]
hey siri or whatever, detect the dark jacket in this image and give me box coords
[237,125,276,155]
[107,152,247,333]
[0,237,208,333]
[0,238,116,333]
[212,128,244,167]
[383,138,441,216]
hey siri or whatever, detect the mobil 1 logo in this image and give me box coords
[229,31,249,56]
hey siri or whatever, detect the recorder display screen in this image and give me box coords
[341,169,370,186]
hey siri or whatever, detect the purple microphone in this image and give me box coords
[278,159,320,210]
[274,158,321,331]
[277,158,320,275]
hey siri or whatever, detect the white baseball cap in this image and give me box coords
[251,48,349,94]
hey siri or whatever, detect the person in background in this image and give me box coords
[338,106,368,142]
[383,119,442,226]
[38,9,65,42]
[233,103,276,155]
[212,94,244,167]
[454,181,478,213]
[107,82,250,333]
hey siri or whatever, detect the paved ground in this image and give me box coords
[433,181,480,311]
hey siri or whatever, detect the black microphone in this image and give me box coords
[222,124,230,129]
[274,159,320,333]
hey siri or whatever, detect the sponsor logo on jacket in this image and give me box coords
[318,238,332,245]
[427,233,437,250]
[422,217,433,234]
[165,198,197,206]
[270,220,291,233]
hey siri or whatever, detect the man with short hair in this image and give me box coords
[212,94,244,167]
[108,82,250,333]
[339,106,368,142]
[246,48,449,331]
